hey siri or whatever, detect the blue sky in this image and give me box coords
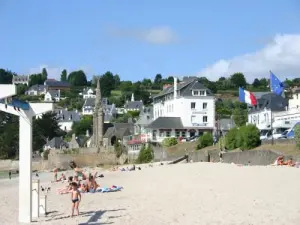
[0,0,300,82]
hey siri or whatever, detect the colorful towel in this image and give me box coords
[98,185,123,193]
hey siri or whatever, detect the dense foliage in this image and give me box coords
[162,137,178,147]
[225,125,261,151]
[0,111,64,159]
[136,144,154,163]
[196,132,213,150]
[294,125,300,149]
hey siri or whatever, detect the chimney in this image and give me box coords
[174,77,177,99]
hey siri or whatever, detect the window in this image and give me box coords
[193,90,206,96]
[191,102,196,109]
[166,131,171,137]
[203,116,207,123]
[181,131,186,137]
[176,131,180,137]
[193,90,199,96]
[159,130,164,137]
[200,91,205,96]
[203,102,207,109]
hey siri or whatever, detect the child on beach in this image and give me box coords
[71,182,81,217]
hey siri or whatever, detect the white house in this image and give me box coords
[12,75,30,85]
[55,109,81,132]
[247,93,288,130]
[80,88,96,99]
[44,90,61,102]
[25,84,47,96]
[147,77,215,142]
[82,97,116,122]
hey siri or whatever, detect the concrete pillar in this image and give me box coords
[19,116,33,223]
[39,195,47,216]
[32,179,40,218]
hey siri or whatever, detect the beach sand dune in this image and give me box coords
[1,163,300,225]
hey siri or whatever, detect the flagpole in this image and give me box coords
[269,71,274,145]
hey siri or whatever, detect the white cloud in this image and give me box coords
[108,26,178,45]
[197,34,300,82]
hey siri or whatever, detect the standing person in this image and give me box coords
[8,170,11,180]
[219,151,223,163]
[71,182,81,217]
[53,168,58,182]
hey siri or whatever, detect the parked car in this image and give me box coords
[186,135,200,142]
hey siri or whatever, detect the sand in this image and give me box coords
[1,162,300,225]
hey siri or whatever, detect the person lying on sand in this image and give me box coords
[57,178,73,195]
[56,173,67,182]
[110,167,119,171]
[272,156,284,166]
[283,158,295,167]
[74,167,87,180]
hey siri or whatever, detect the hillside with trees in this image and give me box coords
[0,67,298,159]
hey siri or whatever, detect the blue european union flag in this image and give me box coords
[270,71,284,96]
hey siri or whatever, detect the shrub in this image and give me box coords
[239,124,260,150]
[196,132,213,150]
[225,127,239,150]
[162,137,178,147]
[136,145,154,163]
[114,141,123,158]
[294,124,300,149]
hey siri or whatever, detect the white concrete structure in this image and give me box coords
[148,77,215,142]
[0,84,53,224]
[288,89,300,109]
[32,179,40,218]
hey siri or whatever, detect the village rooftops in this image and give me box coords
[55,109,80,122]
[124,100,144,111]
[83,97,108,108]
[249,93,288,114]
[44,79,70,88]
[44,137,68,149]
[147,117,184,129]
[153,77,214,99]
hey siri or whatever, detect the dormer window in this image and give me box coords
[192,90,206,96]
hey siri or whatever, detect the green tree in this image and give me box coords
[225,127,239,150]
[100,71,115,97]
[196,132,213,150]
[162,137,178,147]
[294,124,300,149]
[232,108,248,127]
[230,72,247,88]
[238,124,261,150]
[61,69,67,81]
[68,70,88,86]
[33,112,65,152]
[114,141,123,158]
[29,73,46,86]
[252,78,260,88]
[136,144,154,163]
[0,69,14,84]
[41,68,48,81]
[154,74,162,84]
[72,115,93,136]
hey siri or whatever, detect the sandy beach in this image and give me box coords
[1,162,300,225]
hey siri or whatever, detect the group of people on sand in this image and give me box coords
[110,164,141,171]
[272,155,298,167]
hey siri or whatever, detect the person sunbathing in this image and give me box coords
[273,156,284,166]
[78,182,88,193]
[87,174,101,193]
[56,173,67,182]
[74,167,87,180]
[284,158,295,167]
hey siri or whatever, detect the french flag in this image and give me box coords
[239,87,257,106]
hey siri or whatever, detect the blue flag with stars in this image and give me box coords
[270,71,284,96]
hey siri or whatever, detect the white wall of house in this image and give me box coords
[153,96,215,128]
[58,121,74,132]
[248,109,272,130]
[83,89,96,99]
[289,92,300,109]
[82,106,94,115]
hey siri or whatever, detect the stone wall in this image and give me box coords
[0,160,48,171]
[189,149,300,165]
[47,149,118,169]
[262,139,295,145]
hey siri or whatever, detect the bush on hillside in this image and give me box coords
[294,124,300,149]
[224,124,260,150]
[225,127,239,150]
[239,124,261,150]
[196,132,213,150]
[114,141,123,158]
[136,145,154,163]
[162,137,178,147]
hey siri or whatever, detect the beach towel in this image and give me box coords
[98,185,123,193]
